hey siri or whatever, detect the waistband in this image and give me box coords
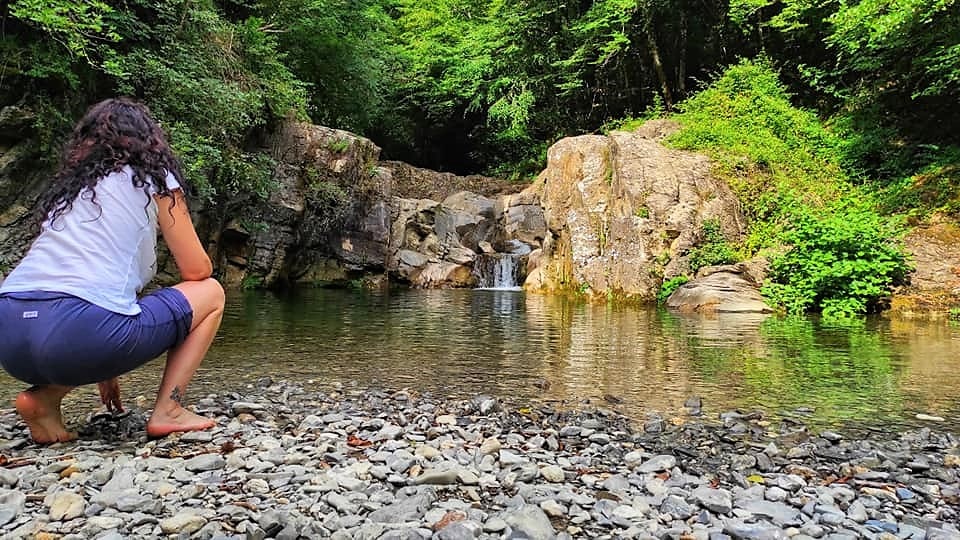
[0,290,78,301]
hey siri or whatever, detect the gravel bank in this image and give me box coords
[1,380,958,539]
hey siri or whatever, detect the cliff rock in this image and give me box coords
[523,120,745,301]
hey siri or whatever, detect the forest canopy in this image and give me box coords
[1,0,957,315]
[4,0,957,182]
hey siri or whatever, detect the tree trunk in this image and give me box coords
[678,10,687,95]
[646,30,673,110]
[641,1,673,110]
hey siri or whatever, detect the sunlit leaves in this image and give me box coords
[8,0,120,58]
[761,201,910,317]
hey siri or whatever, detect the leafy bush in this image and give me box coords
[687,219,739,272]
[657,276,689,304]
[873,145,960,218]
[760,203,911,318]
[4,0,306,204]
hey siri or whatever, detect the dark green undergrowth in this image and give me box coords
[874,147,960,219]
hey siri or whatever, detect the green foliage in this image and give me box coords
[302,167,352,238]
[670,60,845,201]
[760,203,911,318]
[241,274,264,290]
[657,275,689,304]
[601,96,667,134]
[327,138,350,153]
[668,60,849,250]
[669,61,911,318]
[3,0,956,296]
[826,0,959,102]
[687,219,739,272]
[260,0,393,134]
[385,0,729,174]
[732,0,960,188]
[8,0,120,58]
[3,0,306,205]
[875,146,960,218]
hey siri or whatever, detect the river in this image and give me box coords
[2,288,958,433]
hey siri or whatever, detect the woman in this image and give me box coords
[0,98,224,443]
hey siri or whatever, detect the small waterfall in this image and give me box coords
[475,253,523,290]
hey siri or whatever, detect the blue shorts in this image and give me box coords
[0,289,193,386]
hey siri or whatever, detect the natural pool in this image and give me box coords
[2,288,959,433]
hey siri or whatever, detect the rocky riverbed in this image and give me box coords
[0,380,958,540]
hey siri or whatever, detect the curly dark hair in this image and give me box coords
[37,97,186,228]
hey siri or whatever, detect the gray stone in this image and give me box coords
[160,513,208,535]
[231,401,266,414]
[501,504,556,540]
[436,521,482,540]
[500,450,526,465]
[47,490,85,521]
[846,501,868,523]
[724,519,789,540]
[736,500,803,527]
[637,455,677,473]
[666,266,773,314]
[0,488,26,525]
[368,488,438,523]
[692,486,733,514]
[180,431,214,443]
[661,495,696,520]
[0,468,19,487]
[483,516,509,533]
[540,465,565,483]
[185,454,226,472]
[413,469,459,485]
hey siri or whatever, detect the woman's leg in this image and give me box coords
[145,278,224,438]
[15,385,76,443]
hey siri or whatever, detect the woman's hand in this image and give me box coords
[97,378,124,413]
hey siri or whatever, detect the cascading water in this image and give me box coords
[475,254,523,289]
[475,240,529,290]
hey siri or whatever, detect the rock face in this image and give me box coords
[522,120,745,301]
[888,221,960,316]
[203,122,534,289]
[1,113,754,299]
[0,106,49,277]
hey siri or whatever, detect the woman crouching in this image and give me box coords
[0,98,224,443]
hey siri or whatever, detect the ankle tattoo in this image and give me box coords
[170,386,184,405]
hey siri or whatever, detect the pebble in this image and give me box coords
[0,381,957,540]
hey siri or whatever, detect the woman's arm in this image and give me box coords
[157,190,213,281]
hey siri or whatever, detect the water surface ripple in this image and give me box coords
[2,288,958,432]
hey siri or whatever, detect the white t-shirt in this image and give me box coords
[0,165,181,315]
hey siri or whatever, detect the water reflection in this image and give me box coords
[0,289,958,432]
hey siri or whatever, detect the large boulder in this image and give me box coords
[666,263,773,313]
[523,120,745,301]
[385,192,539,289]
[205,121,386,288]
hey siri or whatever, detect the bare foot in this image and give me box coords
[146,406,215,438]
[14,390,77,444]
